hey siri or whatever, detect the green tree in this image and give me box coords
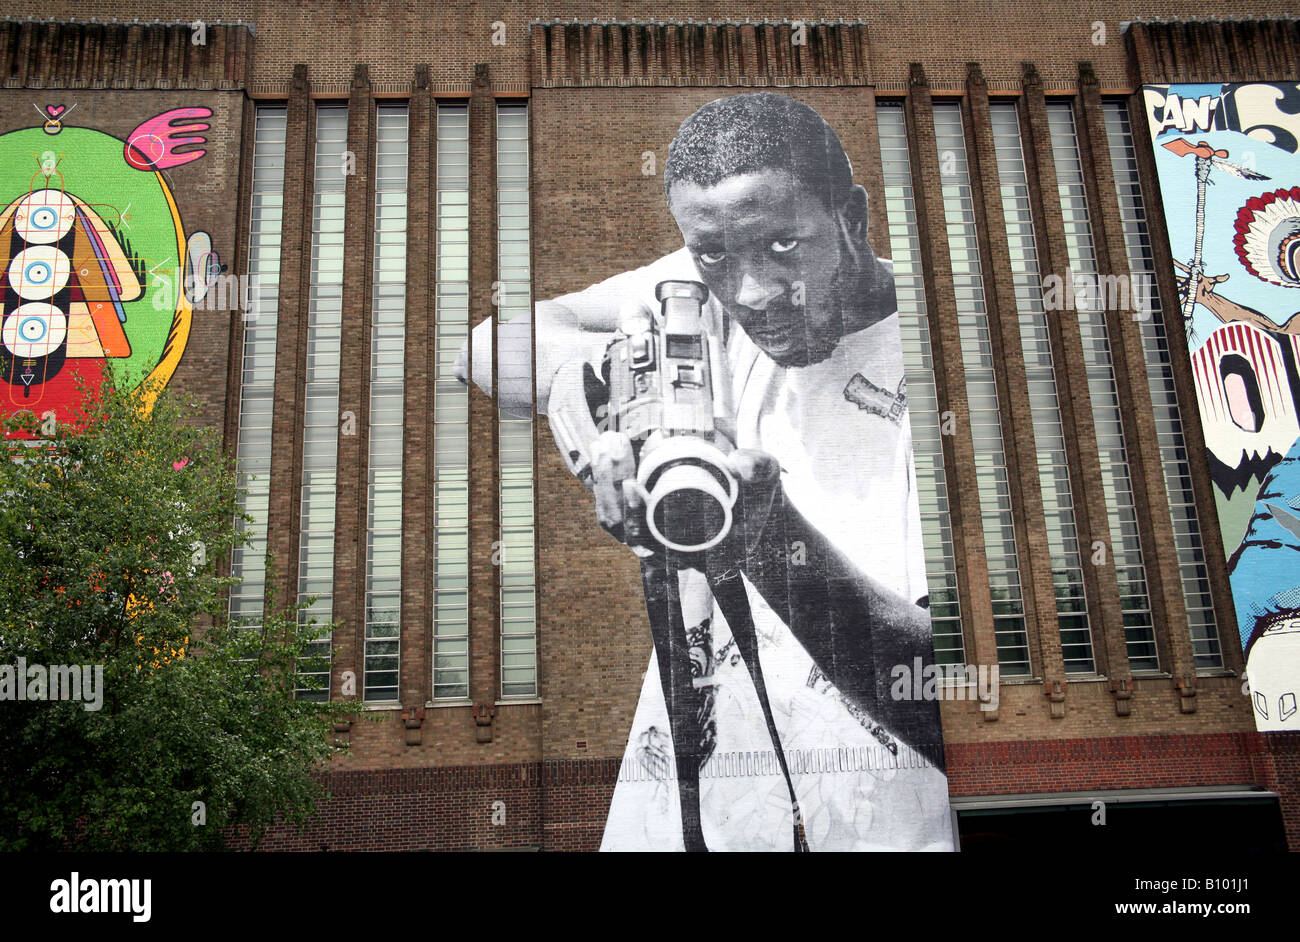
[0,377,363,850]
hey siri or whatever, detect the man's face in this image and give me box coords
[668,168,855,368]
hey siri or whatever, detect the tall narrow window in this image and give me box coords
[230,105,287,629]
[432,104,471,700]
[877,102,964,665]
[1103,100,1221,669]
[363,104,409,703]
[296,104,348,699]
[991,102,1094,673]
[1047,101,1158,672]
[497,102,537,699]
[934,102,1031,675]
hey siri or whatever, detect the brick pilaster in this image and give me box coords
[1075,62,1198,709]
[1019,64,1133,706]
[468,64,501,726]
[400,65,434,710]
[1121,89,1243,676]
[905,64,1000,710]
[267,64,312,618]
[334,64,375,698]
[963,63,1063,691]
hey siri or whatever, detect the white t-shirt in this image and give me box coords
[723,291,929,605]
[532,248,951,850]
[534,247,927,599]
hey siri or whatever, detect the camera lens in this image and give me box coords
[651,470,729,551]
[638,440,738,554]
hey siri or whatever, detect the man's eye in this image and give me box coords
[697,251,726,266]
[771,239,799,254]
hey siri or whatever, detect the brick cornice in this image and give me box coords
[1125,17,1300,85]
[0,18,251,89]
[529,20,873,88]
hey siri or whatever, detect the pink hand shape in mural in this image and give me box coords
[124,107,212,171]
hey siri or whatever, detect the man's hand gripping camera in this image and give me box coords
[548,280,778,561]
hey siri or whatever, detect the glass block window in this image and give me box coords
[432,104,471,700]
[497,102,537,699]
[990,102,1095,673]
[876,102,964,666]
[1047,101,1158,672]
[295,103,349,699]
[363,103,409,702]
[230,105,287,630]
[934,101,1032,676]
[1103,100,1221,669]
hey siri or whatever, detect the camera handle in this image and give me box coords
[639,552,810,853]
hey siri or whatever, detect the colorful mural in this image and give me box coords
[0,104,216,429]
[1145,82,1300,730]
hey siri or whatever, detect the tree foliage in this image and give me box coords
[0,377,362,850]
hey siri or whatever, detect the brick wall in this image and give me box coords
[3,7,1298,851]
[236,731,1299,850]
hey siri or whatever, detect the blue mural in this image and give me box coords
[1145,82,1300,731]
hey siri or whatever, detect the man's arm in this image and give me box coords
[588,433,943,756]
[1173,261,1300,335]
[726,483,943,759]
[455,248,702,414]
[456,300,615,416]
[457,301,615,416]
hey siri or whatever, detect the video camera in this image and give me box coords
[549,280,739,554]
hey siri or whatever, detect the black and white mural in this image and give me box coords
[466,93,953,850]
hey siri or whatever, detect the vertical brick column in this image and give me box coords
[963,63,1063,690]
[224,96,258,454]
[547,24,565,84]
[739,23,760,76]
[34,23,54,86]
[126,24,143,86]
[904,64,999,714]
[468,64,501,732]
[608,23,626,77]
[332,64,375,698]
[856,86,887,240]
[267,64,312,618]
[9,21,32,86]
[1018,62,1132,705]
[1075,62,1197,709]
[1123,90,1242,676]
[401,65,434,711]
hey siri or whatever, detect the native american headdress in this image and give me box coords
[1234,185,1300,289]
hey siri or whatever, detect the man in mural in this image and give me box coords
[462,93,951,851]
[1174,261,1300,335]
[1230,439,1300,728]
[1173,255,1300,731]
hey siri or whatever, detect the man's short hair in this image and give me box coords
[664,93,854,211]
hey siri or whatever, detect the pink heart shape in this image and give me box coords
[172,458,189,470]
[46,104,65,118]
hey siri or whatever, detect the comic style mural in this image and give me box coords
[0,104,218,430]
[1145,82,1300,730]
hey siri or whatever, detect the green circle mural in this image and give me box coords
[0,106,214,424]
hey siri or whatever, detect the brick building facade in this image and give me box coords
[1,2,1296,850]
